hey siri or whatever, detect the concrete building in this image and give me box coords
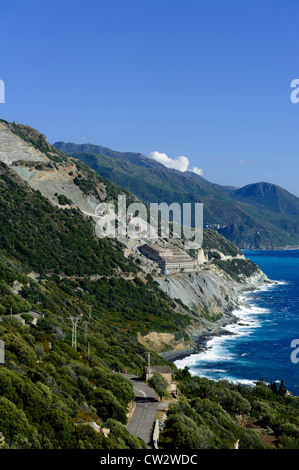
[138,243,196,273]
[144,365,171,384]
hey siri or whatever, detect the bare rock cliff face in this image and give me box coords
[0,121,101,215]
[156,263,269,348]
[0,122,48,165]
[157,266,267,314]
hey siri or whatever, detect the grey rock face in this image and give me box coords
[156,265,269,347]
[0,122,48,165]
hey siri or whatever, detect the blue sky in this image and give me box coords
[1,0,299,194]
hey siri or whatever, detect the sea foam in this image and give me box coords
[174,282,274,383]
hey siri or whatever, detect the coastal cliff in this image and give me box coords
[0,119,269,362]
[155,253,269,359]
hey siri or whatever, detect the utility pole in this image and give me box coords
[87,305,92,319]
[84,320,90,356]
[148,352,151,381]
[69,317,80,350]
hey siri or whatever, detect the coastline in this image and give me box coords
[160,319,238,364]
[243,246,299,252]
[161,277,278,368]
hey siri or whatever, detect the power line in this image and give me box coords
[84,320,90,356]
[69,316,80,350]
[147,352,151,381]
[87,305,92,319]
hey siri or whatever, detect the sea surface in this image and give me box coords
[174,249,299,395]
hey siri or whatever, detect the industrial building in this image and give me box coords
[138,243,197,273]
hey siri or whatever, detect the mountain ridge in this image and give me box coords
[231,181,299,215]
[54,140,299,250]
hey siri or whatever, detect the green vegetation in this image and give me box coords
[0,161,190,448]
[54,143,299,249]
[0,317,145,449]
[160,368,299,449]
[0,265,179,448]
[57,194,73,206]
[148,372,169,401]
[232,182,299,215]
[1,124,297,450]
[213,258,259,282]
[20,313,34,324]
[4,120,69,163]
[202,228,241,258]
[0,163,136,276]
[71,158,137,207]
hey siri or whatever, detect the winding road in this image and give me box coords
[126,376,159,448]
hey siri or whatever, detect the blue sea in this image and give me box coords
[175,250,299,395]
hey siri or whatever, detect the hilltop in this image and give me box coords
[54,140,299,250]
[230,182,299,215]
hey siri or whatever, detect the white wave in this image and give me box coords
[249,280,288,294]
[175,279,282,384]
[224,377,256,387]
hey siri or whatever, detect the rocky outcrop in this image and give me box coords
[157,263,267,314]
[0,122,104,215]
[12,162,102,214]
[156,262,269,352]
[137,331,192,353]
[0,121,48,165]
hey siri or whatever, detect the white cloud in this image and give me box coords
[191,166,204,176]
[149,151,189,172]
[149,151,203,176]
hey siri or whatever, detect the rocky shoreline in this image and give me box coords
[160,269,273,365]
[160,315,240,363]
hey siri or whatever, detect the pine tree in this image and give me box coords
[279,379,287,397]
[269,379,279,395]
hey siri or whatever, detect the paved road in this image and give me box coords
[126,376,159,448]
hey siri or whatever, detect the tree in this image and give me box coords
[94,387,127,424]
[149,372,169,401]
[269,379,279,395]
[279,380,287,397]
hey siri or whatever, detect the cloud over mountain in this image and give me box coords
[149,151,203,176]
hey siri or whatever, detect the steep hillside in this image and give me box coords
[231,182,299,215]
[54,141,299,249]
[0,121,268,346]
[0,120,138,216]
[54,141,163,169]
[0,120,275,449]
[0,161,190,449]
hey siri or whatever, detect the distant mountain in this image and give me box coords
[53,141,299,250]
[230,182,299,215]
[54,141,164,169]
